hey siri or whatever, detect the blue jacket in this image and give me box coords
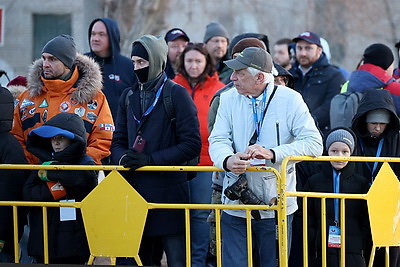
[290,53,345,135]
[347,68,400,115]
[85,18,136,121]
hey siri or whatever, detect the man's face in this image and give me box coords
[206,36,228,62]
[90,21,110,58]
[367,122,388,137]
[42,53,70,79]
[273,44,290,68]
[131,56,149,70]
[167,37,188,64]
[295,40,322,69]
[230,68,263,97]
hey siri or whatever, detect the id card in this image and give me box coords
[60,199,76,221]
[328,225,341,248]
[250,158,265,166]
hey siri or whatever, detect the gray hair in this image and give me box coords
[247,66,275,84]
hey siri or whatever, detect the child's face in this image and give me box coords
[328,141,351,170]
[51,135,71,152]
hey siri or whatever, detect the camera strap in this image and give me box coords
[249,85,278,146]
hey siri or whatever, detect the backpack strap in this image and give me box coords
[163,79,177,126]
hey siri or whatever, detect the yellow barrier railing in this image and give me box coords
[0,156,399,266]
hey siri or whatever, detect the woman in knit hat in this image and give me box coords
[304,127,370,267]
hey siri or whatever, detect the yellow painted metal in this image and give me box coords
[215,209,222,267]
[185,208,191,267]
[80,170,148,265]
[321,198,327,267]
[42,207,49,264]
[12,206,19,263]
[340,199,346,267]
[302,197,308,267]
[366,162,400,247]
[246,210,253,267]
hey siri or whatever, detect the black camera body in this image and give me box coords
[224,173,267,220]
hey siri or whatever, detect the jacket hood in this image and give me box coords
[0,86,14,133]
[27,53,103,103]
[87,18,121,58]
[351,88,399,137]
[133,35,168,81]
[27,112,87,163]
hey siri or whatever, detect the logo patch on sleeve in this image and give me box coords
[99,123,115,131]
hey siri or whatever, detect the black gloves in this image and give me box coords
[120,148,152,170]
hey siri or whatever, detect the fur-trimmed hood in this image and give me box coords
[27,53,103,103]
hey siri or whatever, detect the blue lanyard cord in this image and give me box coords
[133,77,167,125]
[358,137,384,182]
[251,89,267,141]
[332,169,341,224]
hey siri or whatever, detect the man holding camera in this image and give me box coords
[208,47,323,267]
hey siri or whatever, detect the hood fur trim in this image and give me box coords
[27,53,103,103]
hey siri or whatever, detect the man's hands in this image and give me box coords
[121,148,151,170]
[244,144,274,160]
[226,145,274,174]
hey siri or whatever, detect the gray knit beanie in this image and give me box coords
[366,108,391,123]
[203,22,229,43]
[42,34,76,69]
[325,128,355,154]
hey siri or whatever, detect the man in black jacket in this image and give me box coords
[290,31,345,136]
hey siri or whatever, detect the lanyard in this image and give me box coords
[358,137,384,182]
[332,169,341,224]
[251,89,267,142]
[133,77,167,125]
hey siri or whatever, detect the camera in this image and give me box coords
[224,174,267,220]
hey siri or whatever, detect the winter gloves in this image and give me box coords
[121,148,152,170]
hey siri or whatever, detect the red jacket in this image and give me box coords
[173,72,225,165]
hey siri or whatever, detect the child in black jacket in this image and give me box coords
[23,112,97,264]
[304,127,370,267]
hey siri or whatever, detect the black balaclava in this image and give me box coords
[131,43,149,83]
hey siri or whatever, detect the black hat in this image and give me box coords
[165,28,190,43]
[363,43,394,70]
[42,34,76,69]
[131,42,149,61]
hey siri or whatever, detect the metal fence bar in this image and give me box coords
[12,206,19,263]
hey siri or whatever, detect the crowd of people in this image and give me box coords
[1,17,400,267]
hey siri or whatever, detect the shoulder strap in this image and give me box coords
[163,79,176,125]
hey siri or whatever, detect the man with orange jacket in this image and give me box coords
[11,34,114,165]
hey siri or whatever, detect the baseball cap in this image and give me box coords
[293,31,322,47]
[29,125,75,139]
[165,28,190,43]
[224,47,273,73]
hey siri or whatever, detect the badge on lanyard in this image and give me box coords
[328,225,341,248]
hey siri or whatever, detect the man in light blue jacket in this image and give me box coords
[208,47,323,267]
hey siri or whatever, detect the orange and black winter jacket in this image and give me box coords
[11,53,114,165]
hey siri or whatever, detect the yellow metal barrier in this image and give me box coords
[0,157,399,266]
[282,156,400,267]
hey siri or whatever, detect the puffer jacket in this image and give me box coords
[11,53,114,165]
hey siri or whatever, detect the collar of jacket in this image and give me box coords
[321,160,355,180]
[28,53,103,104]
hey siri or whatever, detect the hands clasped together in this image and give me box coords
[226,144,274,174]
